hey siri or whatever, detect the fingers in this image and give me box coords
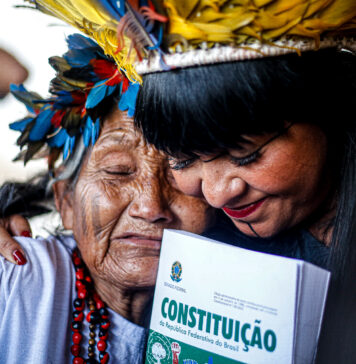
[8,214,32,238]
[0,226,27,265]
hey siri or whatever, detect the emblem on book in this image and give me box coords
[151,342,167,363]
[170,261,182,283]
[146,331,172,364]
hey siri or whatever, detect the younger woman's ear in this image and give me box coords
[52,179,73,230]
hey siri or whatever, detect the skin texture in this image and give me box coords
[169,123,333,241]
[54,108,214,325]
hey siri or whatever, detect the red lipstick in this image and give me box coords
[223,198,266,219]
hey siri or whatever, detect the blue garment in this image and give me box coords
[204,212,330,269]
[0,235,147,364]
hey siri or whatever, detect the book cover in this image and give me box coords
[145,230,330,364]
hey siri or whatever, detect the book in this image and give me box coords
[145,230,330,364]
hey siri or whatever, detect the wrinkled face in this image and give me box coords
[59,109,213,290]
[168,123,332,238]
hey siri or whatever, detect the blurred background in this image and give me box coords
[0,1,75,234]
[0,0,72,184]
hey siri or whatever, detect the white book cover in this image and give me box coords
[145,230,330,364]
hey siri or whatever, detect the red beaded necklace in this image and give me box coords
[71,250,110,364]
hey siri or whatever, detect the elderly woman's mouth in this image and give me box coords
[113,233,163,249]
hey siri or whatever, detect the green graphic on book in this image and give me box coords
[145,330,246,364]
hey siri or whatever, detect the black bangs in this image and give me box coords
[135,49,355,156]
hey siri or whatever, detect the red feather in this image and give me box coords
[127,0,139,11]
[90,59,117,79]
[105,71,123,86]
[51,110,66,128]
[71,91,87,105]
[122,77,129,93]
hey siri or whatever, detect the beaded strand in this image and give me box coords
[71,250,110,364]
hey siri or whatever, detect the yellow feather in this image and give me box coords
[316,0,356,27]
[28,0,356,72]
[263,16,303,38]
[253,0,275,6]
[69,0,114,24]
[265,0,308,16]
[257,2,309,30]
[304,0,333,19]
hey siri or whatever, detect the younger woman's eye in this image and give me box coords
[168,157,196,171]
[230,151,261,167]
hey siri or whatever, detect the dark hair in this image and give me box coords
[136,49,355,157]
[136,49,356,362]
[0,175,51,219]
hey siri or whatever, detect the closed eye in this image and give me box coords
[229,150,261,167]
[103,167,135,175]
[168,157,197,171]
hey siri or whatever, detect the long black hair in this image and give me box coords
[136,48,356,362]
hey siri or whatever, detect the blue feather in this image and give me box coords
[64,49,97,67]
[69,135,76,153]
[9,117,33,132]
[66,34,98,50]
[52,91,73,106]
[48,128,69,148]
[86,82,117,109]
[63,135,71,160]
[29,108,55,141]
[83,116,93,147]
[147,26,163,50]
[107,84,117,97]
[86,82,107,109]
[91,118,100,145]
[97,0,123,19]
[118,82,140,117]
[10,84,39,114]
[9,84,26,93]
[63,135,76,160]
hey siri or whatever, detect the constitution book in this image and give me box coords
[145,230,330,364]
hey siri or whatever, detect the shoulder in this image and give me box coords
[0,235,77,362]
[0,234,75,273]
[0,234,76,303]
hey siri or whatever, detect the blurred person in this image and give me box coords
[0,48,28,98]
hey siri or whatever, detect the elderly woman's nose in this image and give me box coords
[201,170,247,209]
[128,182,174,223]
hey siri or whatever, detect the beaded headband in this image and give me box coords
[10,34,138,169]
[25,0,356,76]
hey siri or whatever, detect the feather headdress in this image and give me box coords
[25,0,168,81]
[10,34,138,169]
[25,0,356,74]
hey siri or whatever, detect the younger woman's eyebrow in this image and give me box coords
[202,153,225,163]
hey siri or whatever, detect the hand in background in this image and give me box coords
[0,215,31,265]
[0,48,28,99]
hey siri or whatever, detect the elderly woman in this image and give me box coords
[0,35,214,363]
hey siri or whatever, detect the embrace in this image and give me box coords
[0,1,355,363]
